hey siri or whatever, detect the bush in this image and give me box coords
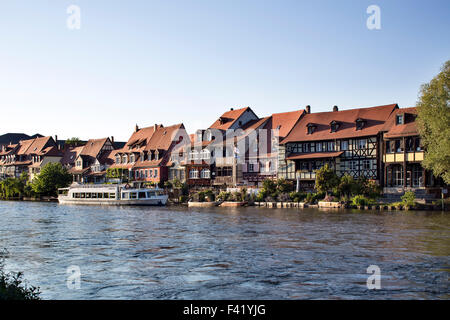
[401,191,416,208]
[217,191,231,201]
[305,192,325,204]
[179,195,188,203]
[0,250,40,300]
[289,191,306,202]
[204,189,215,202]
[351,195,373,206]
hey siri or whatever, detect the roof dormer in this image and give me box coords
[330,120,340,133]
[306,123,316,135]
[355,118,366,131]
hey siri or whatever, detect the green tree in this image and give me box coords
[315,164,339,197]
[65,137,83,146]
[31,163,72,196]
[416,60,450,184]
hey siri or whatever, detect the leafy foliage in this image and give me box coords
[0,250,40,300]
[31,163,71,196]
[315,164,339,196]
[401,191,416,208]
[416,60,450,184]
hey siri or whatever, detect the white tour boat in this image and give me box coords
[58,184,168,206]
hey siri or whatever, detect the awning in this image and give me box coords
[286,151,343,160]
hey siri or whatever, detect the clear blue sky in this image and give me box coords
[0,0,449,141]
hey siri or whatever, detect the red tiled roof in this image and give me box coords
[132,160,163,168]
[61,146,84,166]
[383,107,419,138]
[144,123,185,152]
[286,151,344,160]
[80,138,109,158]
[24,136,54,155]
[209,107,256,130]
[281,104,398,144]
[268,110,305,139]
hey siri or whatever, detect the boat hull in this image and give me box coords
[58,196,168,206]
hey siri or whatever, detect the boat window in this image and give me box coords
[86,193,92,198]
[92,193,97,199]
[130,192,137,199]
[122,193,128,199]
[73,193,80,198]
[103,193,109,199]
[138,192,147,199]
[147,191,156,197]
[109,193,116,199]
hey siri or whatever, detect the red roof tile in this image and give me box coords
[382,107,419,138]
[282,104,398,144]
[209,107,256,130]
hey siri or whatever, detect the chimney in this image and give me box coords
[54,135,58,143]
[230,107,234,111]
[305,105,311,114]
[333,105,339,112]
[135,124,139,132]
[154,124,158,131]
[111,136,114,144]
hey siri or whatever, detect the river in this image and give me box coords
[0,201,448,299]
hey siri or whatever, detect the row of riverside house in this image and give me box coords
[0,104,446,196]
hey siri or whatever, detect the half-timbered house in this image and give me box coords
[279,104,398,190]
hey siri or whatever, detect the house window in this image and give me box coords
[190,150,198,160]
[249,163,255,172]
[307,125,315,134]
[396,114,404,125]
[201,149,210,160]
[327,141,335,151]
[130,154,135,163]
[395,140,403,152]
[145,170,148,178]
[356,119,365,130]
[349,161,358,171]
[189,169,199,179]
[122,155,127,163]
[330,121,339,132]
[148,169,153,177]
[362,159,371,170]
[358,139,367,149]
[415,138,422,151]
[316,143,322,152]
[201,169,210,179]
[154,169,158,177]
[393,166,404,187]
[341,140,348,151]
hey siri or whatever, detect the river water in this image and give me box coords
[0,201,448,299]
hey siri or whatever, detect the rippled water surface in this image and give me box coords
[0,201,449,299]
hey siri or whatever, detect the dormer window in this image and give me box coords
[396,114,404,125]
[130,154,135,163]
[155,151,159,161]
[355,118,365,131]
[307,123,316,135]
[330,121,339,133]
[115,155,121,164]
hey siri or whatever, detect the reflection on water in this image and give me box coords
[0,201,448,299]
